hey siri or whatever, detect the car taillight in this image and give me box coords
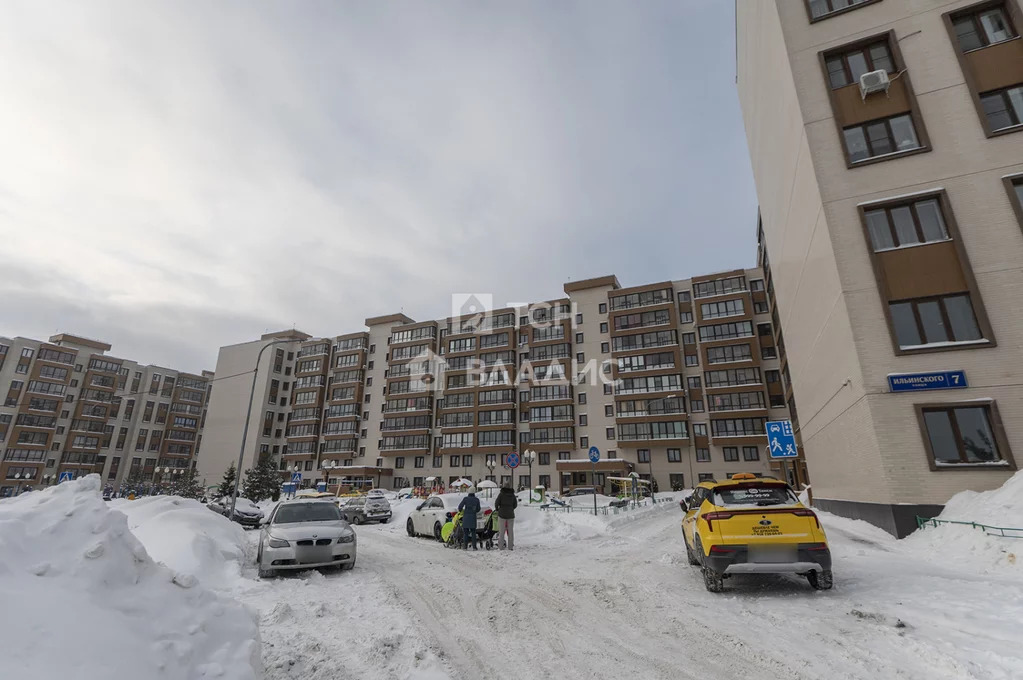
[709,545,736,554]
[702,511,733,531]
[805,542,829,551]
[484,509,492,516]
[792,508,820,527]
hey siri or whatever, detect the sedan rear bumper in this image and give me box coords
[703,544,831,575]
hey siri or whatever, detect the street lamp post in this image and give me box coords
[230,338,294,519]
[522,449,536,500]
[644,393,678,501]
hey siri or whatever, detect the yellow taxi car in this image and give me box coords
[681,473,832,593]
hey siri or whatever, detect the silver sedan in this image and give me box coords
[257,499,357,578]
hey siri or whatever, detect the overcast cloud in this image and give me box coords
[0,0,756,373]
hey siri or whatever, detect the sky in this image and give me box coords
[0,0,758,373]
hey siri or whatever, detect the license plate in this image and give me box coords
[748,545,797,563]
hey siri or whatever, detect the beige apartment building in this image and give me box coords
[737,0,1023,535]
[199,269,804,496]
[0,333,212,497]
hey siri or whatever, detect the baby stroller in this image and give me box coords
[441,510,466,549]
[441,510,497,550]
[477,510,498,550]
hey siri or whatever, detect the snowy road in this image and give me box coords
[237,502,1023,680]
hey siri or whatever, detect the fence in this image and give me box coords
[541,496,674,516]
[915,516,1023,539]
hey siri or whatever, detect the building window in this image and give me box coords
[599,303,607,314]
[843,114,921,163]
[599,322,609,334]
[951,4,1016,52]
[723,447,739,462]
[980,86,1023,132]
[605,427,615,439]
[684,355,699,367]
[578,392,587,405]
[687,376,701,389]
[690,400,704,412]
[679,311,693,324]
[808,0,876,21]
[604,405,613,417]
[580,436,589,448]
[754,301,769,314]
[825,40,894,89]
[395,457,405,469]
[698,473,715,482]
[742,446,760,461]
[637,448,650,463]
[918,402,1014,469]
[667,448,682,463]
[576,352,585,363]
[762,346,778,360]
[864,197,950,251]
[770,394,786,408]
[579,414,588,426]
[889,294,983,349]
[696,448,711,462]
[575,333,584,343]
[603,384,613,395]
[682,332,696,345]
[692,423,707,437]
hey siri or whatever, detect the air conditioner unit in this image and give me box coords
[859,69,891,99]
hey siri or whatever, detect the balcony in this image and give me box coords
[297,344,330,358]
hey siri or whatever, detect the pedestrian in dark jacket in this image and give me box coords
[493,486,518,551]
[458,492,482,550]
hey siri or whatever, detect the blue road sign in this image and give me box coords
[291,472,302,482]
[766,421,798,459]
[282,483,297,494]
[58,471,74,483]
[507,451,520,469]
[588,446,600,464]
[888,370,967,393]
[316,481,327,492]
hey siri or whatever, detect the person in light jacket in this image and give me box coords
[493,485,518,551]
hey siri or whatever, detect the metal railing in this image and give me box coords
[916,516,1023,539]
[540,496,674,515]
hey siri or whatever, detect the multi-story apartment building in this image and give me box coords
[0,333,212,497]
[737,0,1023,535]
[199,268,801,495]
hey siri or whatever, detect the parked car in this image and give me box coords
[339,495,392,524]
[566,487,597,497]
[680,473,832,593]
[208,496,264,528]
[256,499,356,578]
[406,493,494,541]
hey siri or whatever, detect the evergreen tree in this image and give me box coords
[242,456,280,502]
[218,463,237,499]
[175,467,205,500]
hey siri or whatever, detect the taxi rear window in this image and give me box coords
[713,483,797,507]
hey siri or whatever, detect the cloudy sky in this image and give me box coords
[0,0,757,373]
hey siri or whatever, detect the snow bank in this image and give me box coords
[0,475,261,680]
[905,471,1023,570]
[110,495,251,588]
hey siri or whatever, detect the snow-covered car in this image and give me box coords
[256,499,357,578]
[406,494,494,541]
[338,495,392,524]
[208,496,264,528]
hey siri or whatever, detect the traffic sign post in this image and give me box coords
[766,420,798,487]
[588,446,600,516]
[507,451,520,469]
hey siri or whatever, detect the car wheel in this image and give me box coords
[382,515,390,524]
[406,518,416,536]
[702,566,725,593]
[434,522,443,541]
[807,569,834,591]
[352,515,362,526]
[341,558,356,571]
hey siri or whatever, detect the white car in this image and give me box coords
[208,496,264,528]
[406,493,494,541]
[256,499,356,578]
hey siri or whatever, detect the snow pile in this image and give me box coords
[0,475,261,680]
[110,495,251,588]
[905,470,1023,570]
